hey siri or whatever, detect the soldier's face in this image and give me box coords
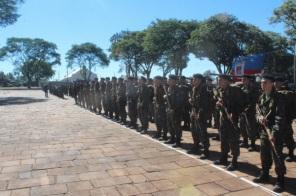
[218,78,229,89]
[261,79,273,92]
[168,79,176,86]
[274,81,283,89]
[193,78,201,87]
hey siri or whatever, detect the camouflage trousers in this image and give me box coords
[128,99,137,127]
[191,114,210,150]
[117,99,127,123]
[138,104,149,131]
[167,109,182,142]
[154,104,167,136]
[219,115,240,158]
[259,131,286,176]
[284,121,295,151]
[239,110,258,141]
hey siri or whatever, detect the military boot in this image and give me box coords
[226,157,238,171]
[273,176,285,193]
[248,139,256,152]
[172,140,181,148]
[200,149,209,159]
[165,137,175,144]
[285,149,295,162]
[153,131,161,139]
[253,171,270,183]
[214,155,228,166]
[240,138,249,148]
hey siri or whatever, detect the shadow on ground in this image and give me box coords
[0,97,47,106]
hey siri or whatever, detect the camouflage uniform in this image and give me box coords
[190,74,210,158]
[137,77,150,133]
[117,79,127,124]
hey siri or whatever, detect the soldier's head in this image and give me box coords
[218,75,232,89]
[112,77,117,83]
[154,76,162,87]
[261,73,274,93]
[118,77,124,84]
[179,76,186,85]
[242,75,254,85]
[148,78,153,85]
[106,77,110,82]
[168,75,178,87]
[274,75,286,90]
[138,76,146,85]
[100,78,105,82]
[205,76,213,85]
[192,74,204,87]
[94,77,98,82]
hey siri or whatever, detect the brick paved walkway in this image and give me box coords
[0,90,294,196]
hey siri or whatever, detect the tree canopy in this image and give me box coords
[66,42,109,81]
[0,0,24,27]
[0,37,60,87]
[270,0,296,40]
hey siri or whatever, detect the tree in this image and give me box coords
[144,19,199,76]
[66,43,109,81]
[110,31,142,77]
[0,0,24,27]
[0,37,60,88]
[270,0,296,40]
[188,14,250,74]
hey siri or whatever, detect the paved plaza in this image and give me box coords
[0,89,295,196]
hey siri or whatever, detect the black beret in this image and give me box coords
[106,77,110,80]
[218,74,232,82]
[261,73,274,82]
[180,76,186,80]
[242,74,255,79]
[169,74,178,80]
[154,76,162,80]
[139,76,147,81]
[112,77,117,80]
[118,77,124,81]
[274,75,285,82]
[193,74,204,80]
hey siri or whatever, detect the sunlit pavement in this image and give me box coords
[0,89,294,196]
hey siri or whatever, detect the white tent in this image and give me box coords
[61,68,97,82]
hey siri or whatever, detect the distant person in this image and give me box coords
[43,85,49,98]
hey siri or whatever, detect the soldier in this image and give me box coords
[205,77,215,128]
[126,77,138,129]
[94,78,102,114]
[274,75,295,162]
[188,74,210,159]
[117,78,127,124]
[100,78,106,114]
[165,75,183,147]
[153,76,168,140]
[253,74,286,193]
[239,75,260,151]
[137,76,150,134]
[179,76,191,130]
[90,80,96,112]
[105,77,112,117]
[147,78,155,123]
[111,77,119,120]
[214,75,244,171]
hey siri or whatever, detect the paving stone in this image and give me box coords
[91,176,131,188]
[128,174,148,183]
[67,181,93,192]
[30,184,67,196]
[196,182,229,195]
[151,180,177,191]
[11,188,30,196]
[116,184,140,195]
[134,182,159,194]
[91,187,121,196]
[8,176,54,189]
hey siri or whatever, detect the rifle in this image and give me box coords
[163,85,172,110]
[256,105,281,165]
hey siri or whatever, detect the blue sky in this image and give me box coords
[0,0,285,80]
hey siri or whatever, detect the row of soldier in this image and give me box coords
[53,73,295,193]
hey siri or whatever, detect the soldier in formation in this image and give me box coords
[49,72,295,193]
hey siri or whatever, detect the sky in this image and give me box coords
[0,0,286,80]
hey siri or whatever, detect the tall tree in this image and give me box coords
[144,19,199,76]
[66,43,109,81]
[270,0,296,40]
[0,37,60,88]
[110,31,142,77]
[0,0,24,27]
